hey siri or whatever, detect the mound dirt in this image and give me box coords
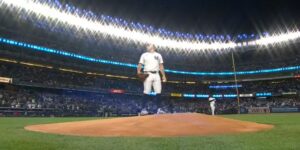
[25,113,273,137]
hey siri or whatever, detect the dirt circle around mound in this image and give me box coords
[25,113,273,137]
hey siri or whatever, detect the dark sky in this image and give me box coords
[65,0,300,35]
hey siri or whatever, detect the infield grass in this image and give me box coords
[0,113,299,150]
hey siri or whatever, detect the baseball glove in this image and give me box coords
[137,73,149,82]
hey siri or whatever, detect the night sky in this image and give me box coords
[66,0,300,35]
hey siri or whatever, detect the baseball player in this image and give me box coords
[137,44,167,113]
[208,96,216,115]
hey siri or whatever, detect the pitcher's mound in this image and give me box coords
[25,113,273,137]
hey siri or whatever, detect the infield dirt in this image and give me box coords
[25,113,273,137]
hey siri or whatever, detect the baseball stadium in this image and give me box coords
[0,0,300,150]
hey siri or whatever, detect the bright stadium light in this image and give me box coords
[0,0,237,51]
[1,0,300,52]
[247,31,300,46]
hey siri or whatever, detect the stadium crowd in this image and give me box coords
[0,84,299,117]
[1,61,300,94]
[0,61,300,117]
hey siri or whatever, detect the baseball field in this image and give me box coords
[0,113,299,150]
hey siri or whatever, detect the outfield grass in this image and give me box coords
[0,113,299,150]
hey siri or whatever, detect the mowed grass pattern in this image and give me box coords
[0,113,299,150]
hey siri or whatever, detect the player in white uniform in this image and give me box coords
[208,96,216,115]
[137,44,167,113]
